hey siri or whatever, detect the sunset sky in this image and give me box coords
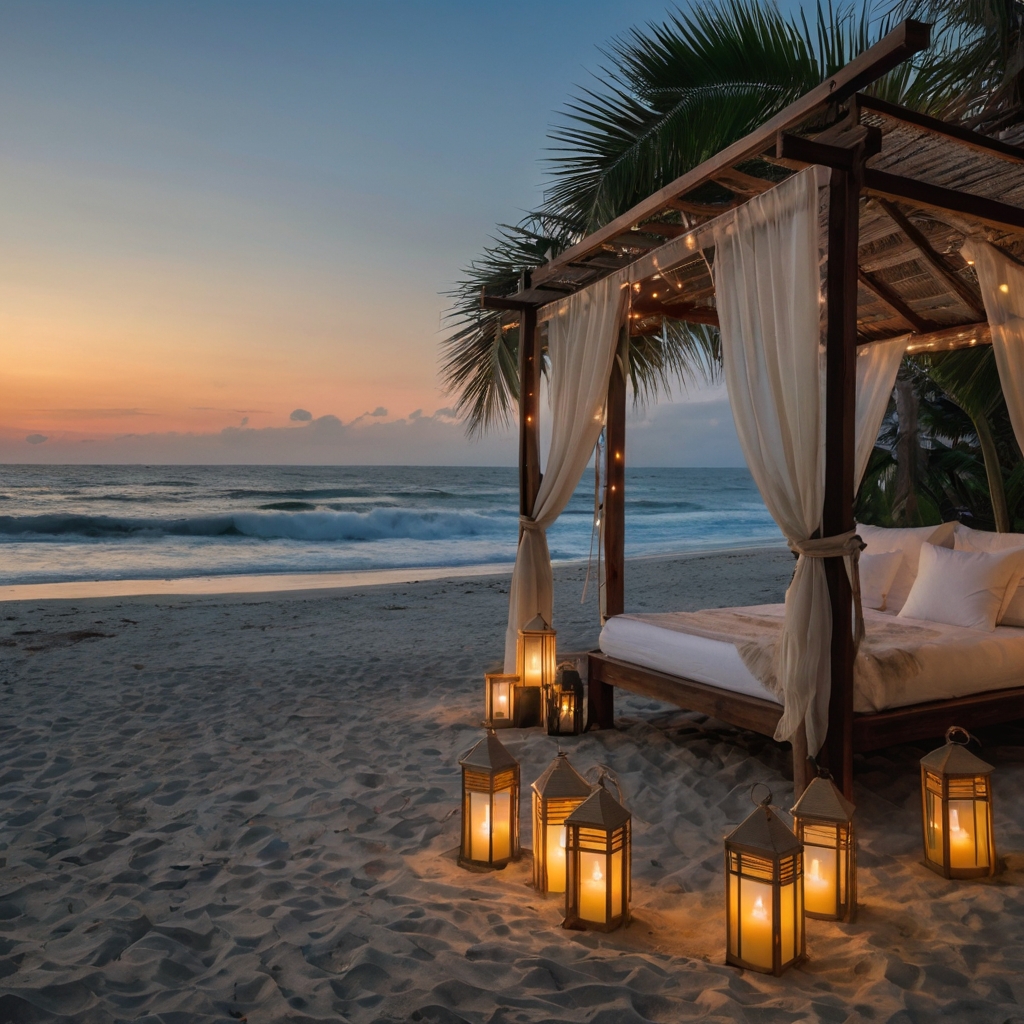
[0,0,794,465]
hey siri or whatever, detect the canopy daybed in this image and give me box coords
[483,20,1024,799]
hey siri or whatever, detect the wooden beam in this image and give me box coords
[482,293,535,312]
[533,21,930,287]
[865,168,1024,235]
[519,306,541,523]
[710,167,775,195]
[665,198,740,218]
[857,93,1024,165]
[902,321,991,354]
[777,127,881,171]
[604,336,626,622]
[858,268,938,332]
[636,221,692,238]
[823,161,861,801]
[875,198,987,319]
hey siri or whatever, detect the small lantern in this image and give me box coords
[531,752,592,894]
[724,785,805,976]
[563,775,630,931]
[791,772,856,922]
[920,727,996,879]
[484,672,518,728]
[546,663,585,736]
[517,614,557,690]
[459,730,520,869]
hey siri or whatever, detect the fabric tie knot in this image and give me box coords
[519,516,544,531]
[788,529,867,650]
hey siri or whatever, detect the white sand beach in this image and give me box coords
[3,546,1024,1023]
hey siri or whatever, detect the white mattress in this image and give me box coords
[599,604,1024,713]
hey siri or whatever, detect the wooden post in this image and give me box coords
[519,306,541,524]
[822,163,861,801]
[589,333,625,731]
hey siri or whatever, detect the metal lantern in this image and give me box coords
[791,772,857,922]
[517,614,557,690]
[546,663,585,736]
[563,776,630,931]
[484,672,518,728]
[921,727,996,879]
[459,730,520,869]
[531,752,592,894]
[724,786,805,976]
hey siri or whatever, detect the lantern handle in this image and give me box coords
[587,763,624,803]
[945,726,974,747]
[807,756,833,781]
[750,782,773,807]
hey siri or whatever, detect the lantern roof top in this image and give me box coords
[565,780,630,830]
[726,804,802,855]
[531,752,593,800]
[791,775,856,823]
[522,614,552,632]
[920,740,994,775]
[460,731,520,773]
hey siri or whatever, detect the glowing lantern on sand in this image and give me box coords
[791,772,856,922]
[563,775,630,931]
[531,752,592,894]
[459,730,520,869]
[921,727,996,879]
[484,672,518,728]
[546,664,584,736]
[725,786,805,976]
[517,614,557,690]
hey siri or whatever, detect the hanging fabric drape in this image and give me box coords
[961,240,1024,454]
[504,276,627,671]
[855,336,907,488]
[713,165,833,754]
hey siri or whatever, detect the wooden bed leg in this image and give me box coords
[589,679,615,730]
[792,721,810,797]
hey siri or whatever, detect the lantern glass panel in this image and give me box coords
[468,790,511,862]
[522,635,545,688]
[485,673,517,727]
[545,823,568,892]
[802,822,842,916]
[924,781,943,865]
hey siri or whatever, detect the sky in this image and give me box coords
[0,1,804,466]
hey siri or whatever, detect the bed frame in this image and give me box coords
[485,20,1024,798]
[588,650,1024,759]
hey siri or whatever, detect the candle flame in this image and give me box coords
[591,860,603,883]
[751,895,768,921]
[559,831,567,849]
[810,857,821,881]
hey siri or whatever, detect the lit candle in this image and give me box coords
[579,852,608,923]
[496,690,508,719]
[948,806,975,868]
[525,642,542,687]
[545,824,567,892]
[470,790,511,862]
[803,852,836,916]
[740,883,773,969]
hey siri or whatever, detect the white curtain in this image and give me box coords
[961,240,1024,453]
[504,275,627,670]
[713,166,834,754]
[856,336,906,488]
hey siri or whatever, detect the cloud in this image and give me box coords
[289,408,313,422]
[240,417,249,427]
[409,409,423,420]
[25,433,48,444]
[369,406,387,417]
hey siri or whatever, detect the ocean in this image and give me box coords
[0,465,782,586]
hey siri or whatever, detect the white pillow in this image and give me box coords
[856,522,956,612]
[898,542,1024,631]
[954,522,1024,625]
[859,551,905,611]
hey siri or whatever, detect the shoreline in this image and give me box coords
[0,540,786,602]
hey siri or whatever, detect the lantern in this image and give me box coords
[517,614,557,690]
[563,775,630,931]
[920,727,996,879]
[546,663,585,736]
[484,672,518,728]
[531,752,592,894]
[459,730,520,869]
[724,786,805,976]
[791,772,856,922]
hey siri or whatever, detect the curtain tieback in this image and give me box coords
[788,530,867,650]
[519,517,544,531]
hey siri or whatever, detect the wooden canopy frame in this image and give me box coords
[484,21,1024,798]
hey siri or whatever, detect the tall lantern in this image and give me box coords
[517,614,557,691]
[791,772,857,922]
[563,776,630,931]
[920,727,996,879]
[724,786,805,976]
[546,663,585,736]
[531,752,592,894]
[484,672,518,728]
[459,730,520,869]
